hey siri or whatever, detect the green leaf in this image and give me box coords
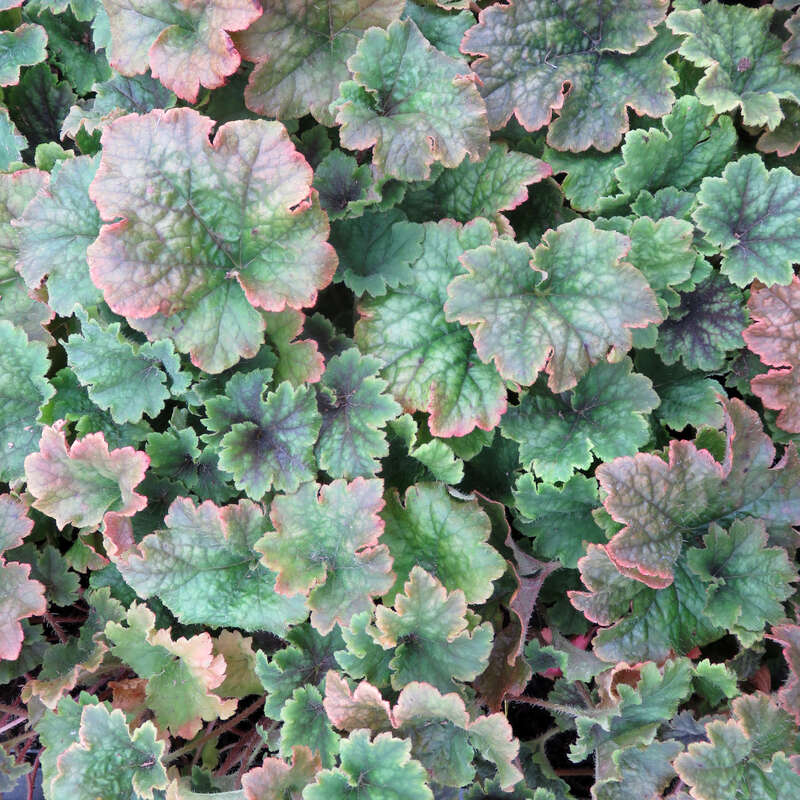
[49,705,167,800]
[513,474,605,569]
[687,518,796,647]
[330,209,424,297]
[374,566,493,692]
[315,348,401,480]
[0,106,25,169]
[24,423,148,531]
[600,398,800,586]
[667,0,800,129]
[217,381,321,499]
[403,1,473,60]
[462,1,678,150]
[570,545,723,663]
[61,71,176,139]
[502,359,659,483]
[0,320,53,482]
[235,0,404,125]
[13,542,80,606]
[693,154,800,287]
[692,658,738,706]
[280,685,340,769]
[105,603,237,738]
[16,153,102,314]
[0,23,47,86]
[335,610,393,688]
[111,496,308,635]
[334,18,490,180]
[445,219,661,390]
[400,142,551,223]
[102,0,260,101]
[543,147,622,213]
[303,729,432,800]
[256,623,344,719]
[381,482,505,604]
[65,314,188,424]
[257,478,392,634]
[355,217,506,437]
[409,439,463,484]
[87,108,337,373]
[594,741,681,800]
[654,273,746,372]
[312,150,376,221]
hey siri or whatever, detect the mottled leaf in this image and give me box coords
[0,24,47,86]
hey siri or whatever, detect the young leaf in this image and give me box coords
[279,685,340,769]
[355,218,506,437]
[15,154,103,315]
[263,309,325,389]
[102,0,261,101]
[655,273,746,372]
[462,1,678,150]
[65,316,188,424]
[380,482,505,604]
[241,746,321,800]
[374,566,493,692]
[235,0,404,125]
[0,320,54,482]
[334,19,490,181]
[303,729,432,800]
[445,219,661,390]
[24,423,148,531]
[399,142,551,224]
[87,108,337,373]
[502,359,659,483]
[687,518,796,647]
[110,496,308,635]
[330,209,424,297]
[315,348,401,480]
[666,0,800,129]
[257,478,392,634]
[743,276,800,433]
[335,610,393,688]
[217,381,321,499]
[599,398,800,587]
[322,670,394,734]
[0,24,47,86]
[50,705,167,800]
[105,603,237,738]
[693,154,800,287]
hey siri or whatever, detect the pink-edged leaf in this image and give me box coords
[743,276,800,433]
[0,494,33,553]
[445,219,661,391]
[770,623,800,724]
[87,108,336,373]
[24,422,148,531]
[0,561,46,660]
[322,670,393,733]
[242,746,322,800]
[602,398,800,586]
[257,478,393,634]
[103,0,261,101]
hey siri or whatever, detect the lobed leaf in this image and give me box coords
[87,108,336,373]
[0,24,47,86]
[445,219,661,391]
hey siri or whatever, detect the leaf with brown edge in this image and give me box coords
[461,0,678,151]
[235,0,405,125]
[743,276,800,433]
[769,623,800,724]
[103,0,261,102]
[322,670,393,734]
[445,219,662,391]
[601,397,800,587]
[257,478,393,634]
[242,746,322,800]
[24,422,148,532]
[87,108,337,374]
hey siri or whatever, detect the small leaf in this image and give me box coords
[693,154,800,287]
[111,496,308,635]
[258,478,392,634]
[279,685,340,769]
[25,423,148,531]
[462,2,678,150]
[103,0,261,101]
[335,19,490,181]
[315,348,401,480]
[374,566,493,692]
[381,482,505,604]
[241,746,321,800]
[445,219,661,390]
[50,705,167,800]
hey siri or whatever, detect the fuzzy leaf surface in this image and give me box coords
[87,108,336,373]
[257,478,392,634]
[445,219,661,391]
[462,2,678,151]
[335,19,489,181]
